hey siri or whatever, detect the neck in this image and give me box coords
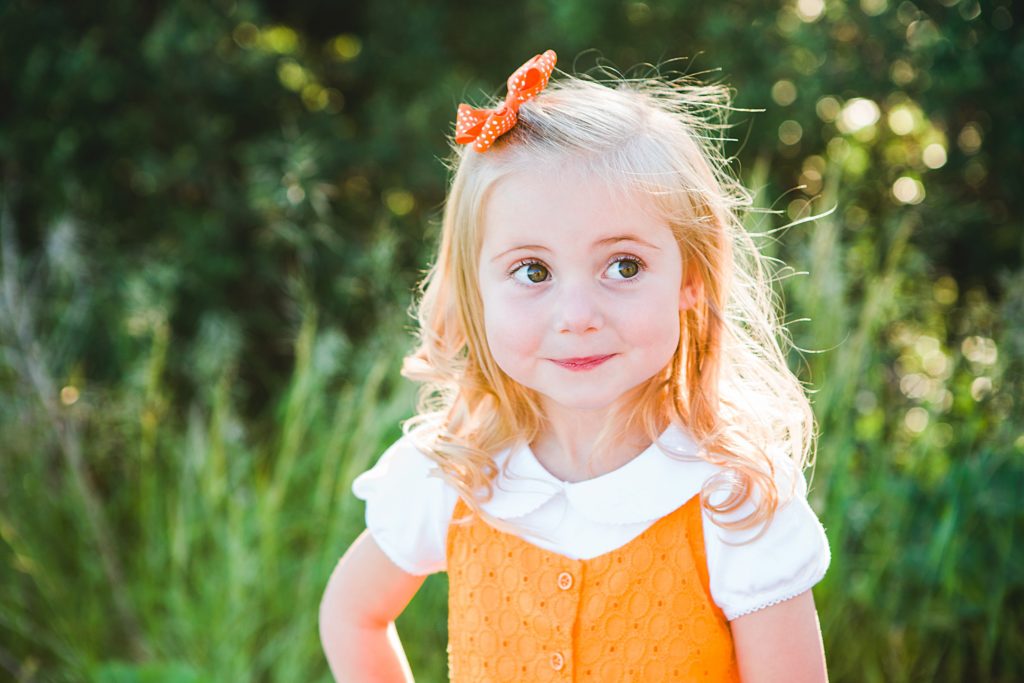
[530,395,656,483]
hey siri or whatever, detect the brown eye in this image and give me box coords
[512,262,550,284]
[606,258,641,280]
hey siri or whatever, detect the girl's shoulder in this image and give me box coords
[351,433,460,576]
[699,464,831,620]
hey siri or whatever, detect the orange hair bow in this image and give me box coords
[455,50,557,153]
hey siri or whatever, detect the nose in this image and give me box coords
[555,282,604,335]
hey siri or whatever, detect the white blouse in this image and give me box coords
[352,424,831,620]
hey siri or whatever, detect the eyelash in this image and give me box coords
[506,255,647,285]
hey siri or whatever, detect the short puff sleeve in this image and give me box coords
[351,435,458,576]
[703,475,831,621]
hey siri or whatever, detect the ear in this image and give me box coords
[679,271,703,312]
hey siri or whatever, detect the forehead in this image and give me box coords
[480,165,668,249]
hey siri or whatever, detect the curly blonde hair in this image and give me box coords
[401,65,815,534]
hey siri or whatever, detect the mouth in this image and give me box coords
[549,354,616,371]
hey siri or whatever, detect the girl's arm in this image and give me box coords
[730,589,828,683]
[319,530,428,683]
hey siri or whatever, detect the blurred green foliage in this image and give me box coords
[1,0,1021,681]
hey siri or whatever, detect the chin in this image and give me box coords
[541,391,622,413]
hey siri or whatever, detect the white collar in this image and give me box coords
[479,424,722,525]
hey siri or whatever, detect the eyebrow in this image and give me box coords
[596,235,662,250]
[489,244,551,263]
[489,234,661,263]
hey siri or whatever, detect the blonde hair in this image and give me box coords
[402,64,815,534]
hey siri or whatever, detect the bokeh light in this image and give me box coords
[837,98,880,134]
[329,34,362,61]
[779,120,804,145]
[905,407,929,433]
[384,189,415,216]
[892,176,925,204]
[277,60,308,92]
[772,80,798,106]
[889,59,915,86]
[860,0,888,17]
[887,106,915,135]
[796,0,825,22]
[922,143,947,169]
[60,385,79,406]
[962,336,998,365]
[957,123,983,155]
[816,96,840,122]
[261,25,299,54]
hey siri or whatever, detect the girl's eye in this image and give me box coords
[605,257,643,280]
[511,261,550,284]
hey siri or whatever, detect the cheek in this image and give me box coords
[480,289,546,367]
[621,288,682,354]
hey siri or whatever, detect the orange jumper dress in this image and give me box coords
[446,495,740,681]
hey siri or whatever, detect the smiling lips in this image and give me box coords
[550,354,616,371]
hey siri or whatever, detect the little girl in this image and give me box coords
[320,50,831,682]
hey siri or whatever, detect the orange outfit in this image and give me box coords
[446,495,740,682]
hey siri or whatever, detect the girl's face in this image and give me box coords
[477,165,693,416]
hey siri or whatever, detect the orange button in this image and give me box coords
[556,571,573,590]
[550,652,565,671]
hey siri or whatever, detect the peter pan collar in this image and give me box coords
[479,424,722,525]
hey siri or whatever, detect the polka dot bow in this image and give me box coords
[455,50,557,153]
